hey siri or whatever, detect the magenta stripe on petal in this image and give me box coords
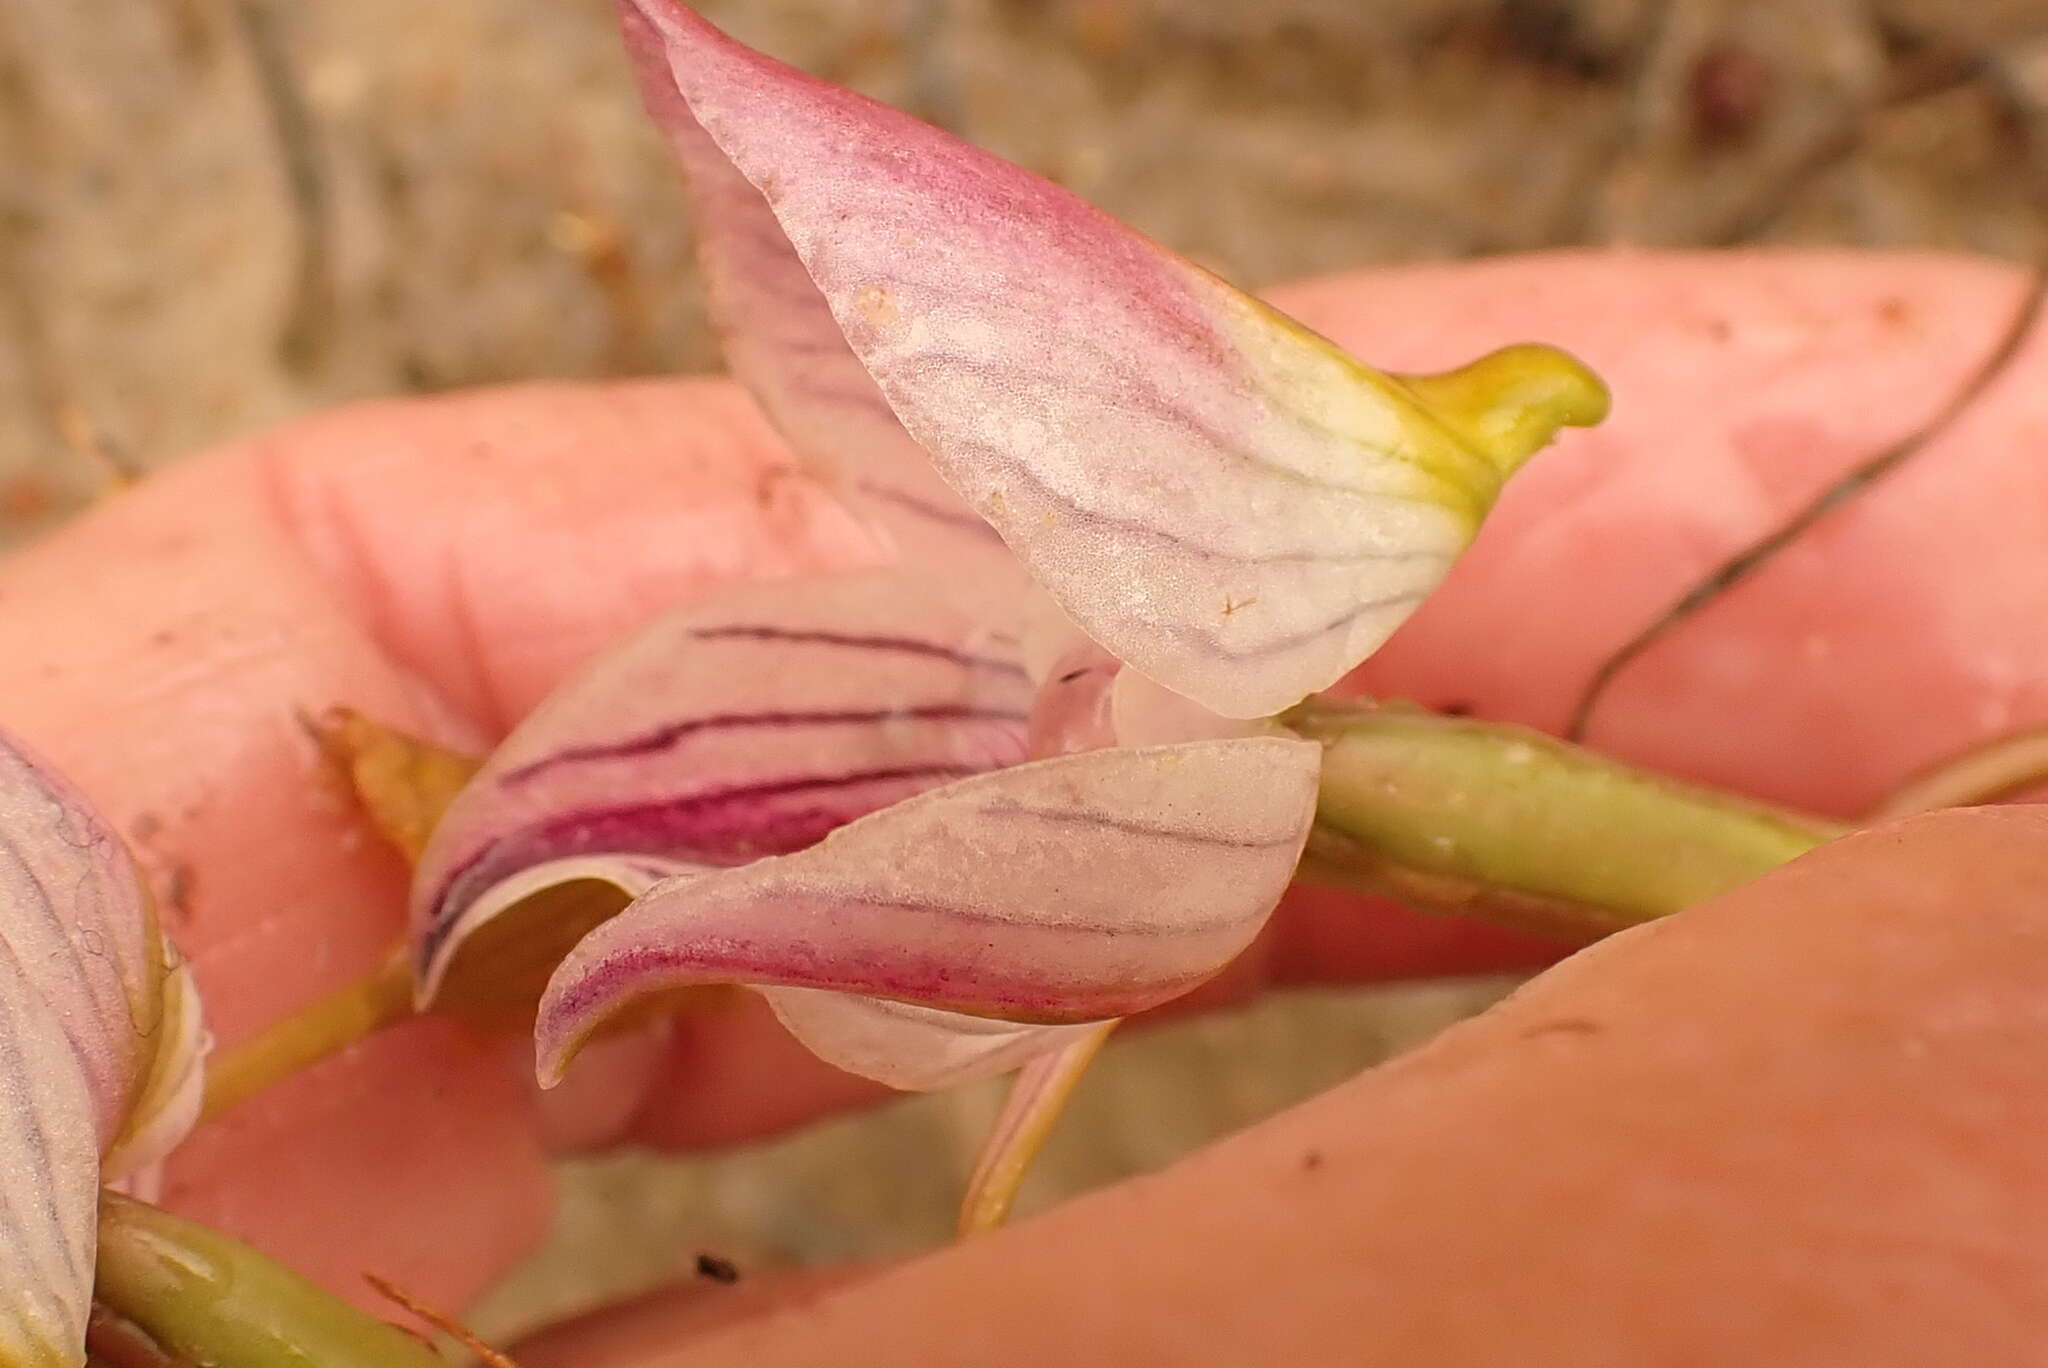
[500,705,1029,785]
[535,736,1320,1086]
[418,763,989,975]
[411,572,1031,998]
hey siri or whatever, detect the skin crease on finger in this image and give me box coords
[0,250,2041,1315]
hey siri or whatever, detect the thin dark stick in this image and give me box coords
[1542,0,1675,247]
[1566,259,2048,742]
[366,1272,522,1368]
[231,0,334,371]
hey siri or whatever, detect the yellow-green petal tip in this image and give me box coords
[1395,342,1610,479]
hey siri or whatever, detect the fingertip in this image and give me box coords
[622,805,2048,1365]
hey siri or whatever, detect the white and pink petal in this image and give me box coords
[0,731,205,1367]
[617,0,1607,717]
[536,736,1321,1088]
[617,3,1021,586]
[412,571,1032,1004]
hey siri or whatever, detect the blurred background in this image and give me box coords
[3,0,2046,1339]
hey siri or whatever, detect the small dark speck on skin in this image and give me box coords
[1521,1017,1603,1040]
[695,1253,741,1284]
[129,812,163,843]
[1301,1149,1325,1173]
[149,628,177,648]
[1436,700,1475,717]
[755,464,796,510]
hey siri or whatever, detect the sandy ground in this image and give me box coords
[4,0,2046,1339]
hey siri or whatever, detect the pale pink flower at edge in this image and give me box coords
[410,0,1607,1110]
[0,732,206,1367]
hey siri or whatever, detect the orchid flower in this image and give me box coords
[1,729,205,1367]
[611,0,1607,720]
[408,0,1606,1226]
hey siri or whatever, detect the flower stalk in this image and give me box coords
[91,1194,448,1368]
[1285,697,1847,938]
[198,950,413,1124]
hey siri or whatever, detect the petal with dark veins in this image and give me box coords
[536,736,1320,1087]
[0,730,205,1367]
[617,0,1606,716]
[413,571,1032,1008]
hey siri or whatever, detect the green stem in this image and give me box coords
[1284,698,1848,938]
[200,950,414,1122]
[93,1193,449,1368]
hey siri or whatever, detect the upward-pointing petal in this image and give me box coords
[618,1,1607,717]
[617,2,1023,589]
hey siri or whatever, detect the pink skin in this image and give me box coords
[0,254,2039,1340]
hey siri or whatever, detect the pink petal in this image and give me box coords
[617,1,1606,717]
[617,3,1022,585]
[0,730,205,1363]
[761,988,1103,1091]
[535,736,1321,1086]
[0,735,163,1145]
[101,955,207,1187]
[412,571,1032,1000]
[0,948,99,1366]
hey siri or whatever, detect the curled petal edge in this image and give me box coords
[536,736,1321,1089]
[411,570,1032,1015]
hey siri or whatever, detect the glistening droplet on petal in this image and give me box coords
[616,0,1608,717]
[536,736,1321,1087]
